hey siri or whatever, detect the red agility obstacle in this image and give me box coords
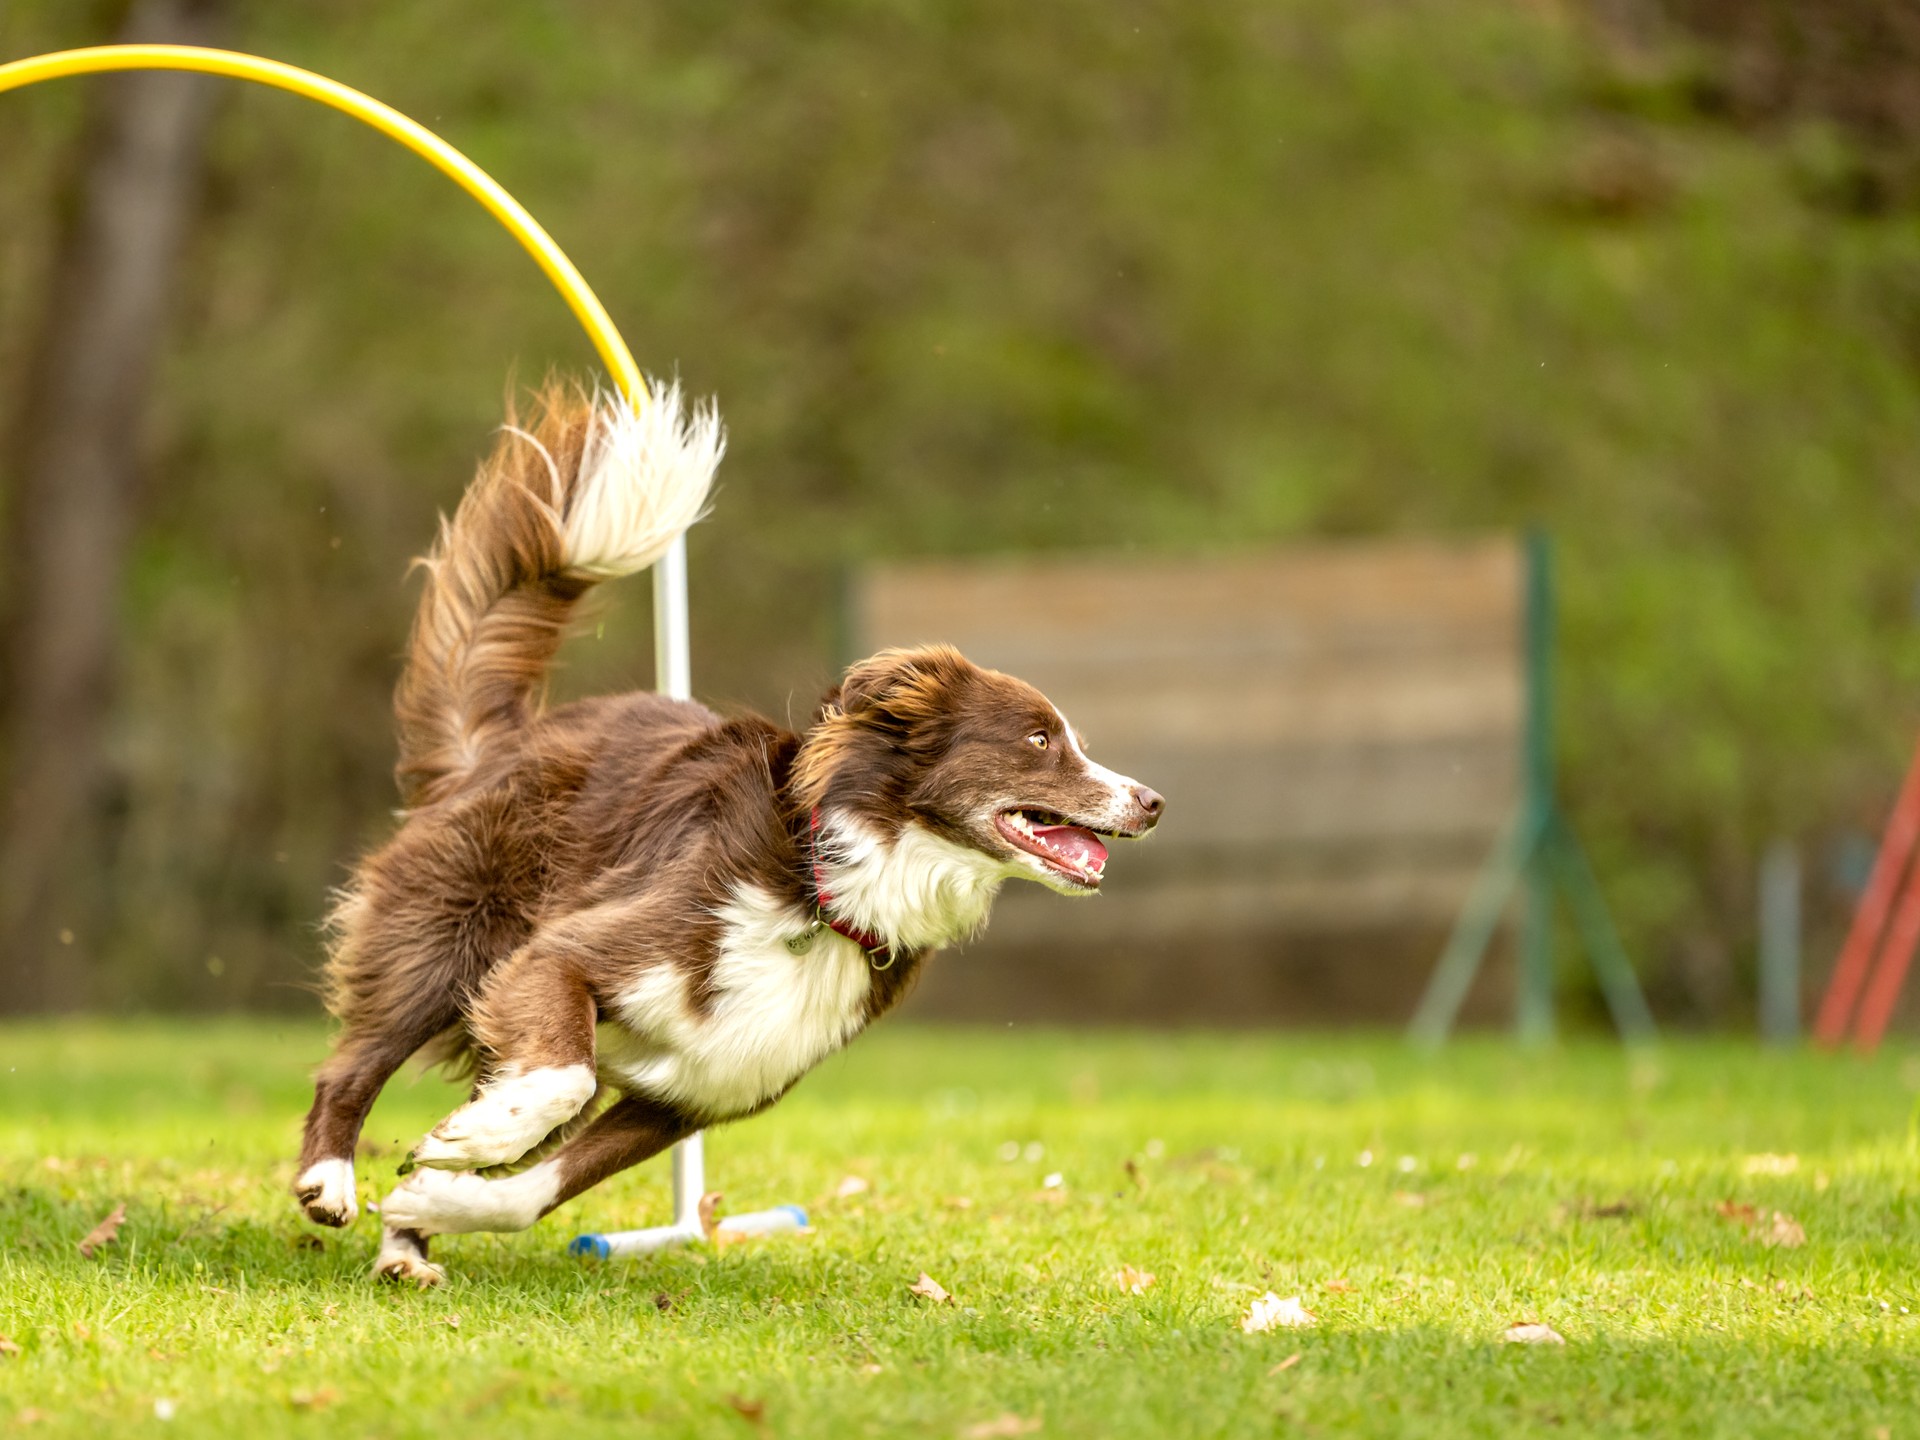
[1815,734,1920,1053]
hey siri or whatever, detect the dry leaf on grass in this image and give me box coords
[289,1388,339,1411]
[1322,1279,1357,1294]
[0,1336,20,1358]
[909,1272,953,1304]
[962,1415,1041,1439]
[697,1191,725,1242]
[1111,1265,1156,1295]
[1743,1153,1799,1177]
[440,1313,461,1329]
[77,1203,126,1258]
[1241,1293,1316,1333]
[942,1196,975,1211]
[1759,1211,1806,1248]
[835,1175,871,1199]
[726,1394,767,1426]
[1393,1191,1427,1208]
[1267,1353,1302,1376]
[1581,1198,1636,1219]
[1501,1321,1565,1345]
[1716,1200,1805,1247]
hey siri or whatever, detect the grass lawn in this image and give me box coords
[2,1022,1918,1437]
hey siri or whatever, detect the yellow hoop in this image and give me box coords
[0,43,647,408]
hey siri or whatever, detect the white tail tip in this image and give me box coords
[562,380,722,580]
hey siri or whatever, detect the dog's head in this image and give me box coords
[794,645,1162,894]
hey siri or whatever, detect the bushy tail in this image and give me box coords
[392,377,721,807]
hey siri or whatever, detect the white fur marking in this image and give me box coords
[409,1063,596,1171]
[295,1158,356,1225]
[374,1224,446,1286]
[814,815,1012,952]
[382,1163,563,1237]
[562,381,723,579]
[605,882,876,1117]
[1052,703,1140,830]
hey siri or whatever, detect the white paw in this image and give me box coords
[293,1158,357,1227]
[406,1064,596,1172]
[382,1163,559,1237]
[374,1229,445,1288]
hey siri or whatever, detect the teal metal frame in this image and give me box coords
[1408,531,1656,1045]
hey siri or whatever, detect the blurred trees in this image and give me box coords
[0,0,226,1011]
[1,0,1918,1023]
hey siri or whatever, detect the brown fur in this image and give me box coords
[295,387,1162,1260]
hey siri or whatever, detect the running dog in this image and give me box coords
[291,379,1164,1284]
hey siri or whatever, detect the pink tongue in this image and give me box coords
[1032,824,1108,870]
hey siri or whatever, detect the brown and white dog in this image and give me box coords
[291,379,1163,1284]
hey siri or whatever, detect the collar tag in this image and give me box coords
[785,923,821,956]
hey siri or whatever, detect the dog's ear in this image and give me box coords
[835,645,973,725]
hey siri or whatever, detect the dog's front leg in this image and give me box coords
[376,1092,693,1284]
[402,941,600,1174]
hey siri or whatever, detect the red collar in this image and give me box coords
[809,807,894,965]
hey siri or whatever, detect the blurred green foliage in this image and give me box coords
[2,0,1919,1020]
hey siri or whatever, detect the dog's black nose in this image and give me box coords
[1132,784,1164,820]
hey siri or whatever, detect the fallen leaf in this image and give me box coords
[1393,1191,1427,1208]
[0,1336,19,1358]
[725,1393,767,1426]
[908,1272,953,1304]
[962,1416,1041,1439]
[1743,1153,1799,1177]
[697,1191,725,1242]
[1266,1352,1302,1376]
[77,1202,126,1258]
[440,1313,461,1329]
[942,1196,975,1210]
[1715,1200,1758,1226]
[1583,1198,1636,1219]
[1241,1293,1316,1333]
[835,1175,871,1199]
[653,1291,676,1313]
[289,1388,338,1411]
[1322,1279,1356,1294]
[1111,1265,1156,1295]
[1501,1321,1565,1345]
[16,1408,45,1425]
[1759,1211,1806,1248]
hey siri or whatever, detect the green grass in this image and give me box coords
[3,1022,1918,1437]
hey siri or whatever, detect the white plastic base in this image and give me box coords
[570,1204,808,1259]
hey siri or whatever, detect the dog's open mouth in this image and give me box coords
[995,809,1111,887]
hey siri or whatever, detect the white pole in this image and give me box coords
[653,539,703,1232]
[569,535,807,1260]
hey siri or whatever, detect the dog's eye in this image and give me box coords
[1026,731,1049,750]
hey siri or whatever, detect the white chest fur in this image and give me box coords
[602,883,875,1118]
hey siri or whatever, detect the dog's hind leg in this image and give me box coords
[295,1008,460,1227]
[379,1091,693,1272]
[402,943,600,1174]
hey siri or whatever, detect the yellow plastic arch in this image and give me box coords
[0,43,647,408]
